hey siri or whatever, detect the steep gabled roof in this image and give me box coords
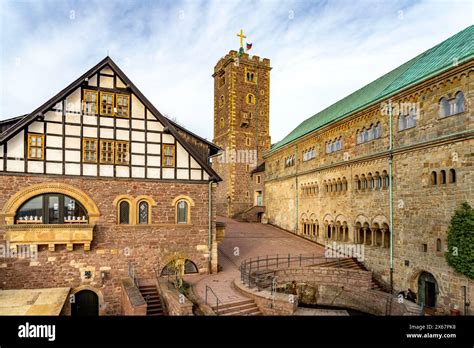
[0,57,221,181]
[270,25,474,154]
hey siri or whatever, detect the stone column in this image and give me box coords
[363,227,367,245]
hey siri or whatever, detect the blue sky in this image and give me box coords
[1,0,472,142]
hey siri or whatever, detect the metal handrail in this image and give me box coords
[205,285,224,315]
[240,253,354,288]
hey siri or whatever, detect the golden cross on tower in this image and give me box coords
[236,29,246,49]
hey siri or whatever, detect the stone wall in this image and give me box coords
[263,63,474,314]
[0,174,217,315]
[121,278,147,315]
[275,267,372,290]
[156,278,193,316]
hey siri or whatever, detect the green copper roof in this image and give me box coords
[270,25,474,153]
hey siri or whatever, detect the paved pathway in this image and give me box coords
[186,217,326,305]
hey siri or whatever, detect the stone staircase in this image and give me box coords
[138,282,164,316]
[314,258,389,292]
[212,299,261,316]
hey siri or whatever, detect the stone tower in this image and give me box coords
[212,50,271,217]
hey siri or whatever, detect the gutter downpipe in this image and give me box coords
[389,101,394,293]
[208,180,214,273]
[295,144,299,235]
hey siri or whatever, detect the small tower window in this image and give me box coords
[246,93,256,105]
[219,95,225,108]
[219,117,224,129]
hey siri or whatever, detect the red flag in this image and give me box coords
[246,43,252,51]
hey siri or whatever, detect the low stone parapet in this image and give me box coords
[156,278,193,316]
[120,278,146,315]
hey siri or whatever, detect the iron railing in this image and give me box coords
[205,285,224,315]
[239,254,352,290]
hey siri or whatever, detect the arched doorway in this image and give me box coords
[71,290,99,316]
[418,272,438,308]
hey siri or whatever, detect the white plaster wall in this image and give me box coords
[7,131,24,158]
[176,143,189,168]
[116,119,129,129]
[83,127,97,138]
[65,163,80,175]
[162,134,174,144]
[147,155,160,166]
[65,125,80,136]
[65,137,80,149]
[132,167,145,178]
[7,160,24,172]
[28,161,43,173]
[65,88,81,113]
[132,94,145,119]
[44,111,62,122]
[65,150,80,162]
[147,120,164,132]
[46,162,62,174]
[46,135,62,148]
[100,117,114,127]
[147,144,161,154]
[132,155,145,166]
[191,169,202,180]
[47,123,62,135]
[162,168,174,179]
[83,164,97,176]
[116,166,129,177]
[46,149,63,161]
[100,75,114,88]
[83,115,98,125]
[147,168,160,179]
[131,131,144,141]
[116,130,129,141]
[100,165,113,177]
[177,169,189,180]
[132,142,145,154]
[29,121,44,133]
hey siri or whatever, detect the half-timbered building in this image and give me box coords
[0,57,221,315]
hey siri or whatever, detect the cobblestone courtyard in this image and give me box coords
[186,217,326,305]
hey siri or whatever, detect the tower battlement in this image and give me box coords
[213,50,271,75]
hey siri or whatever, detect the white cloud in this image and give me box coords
[0,0,472,143]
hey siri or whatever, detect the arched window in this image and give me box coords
[431,171,437,185]
[363,128,369,142]
[356,130,362,144]
[439,97,450,117]
[436,238,442,252]
[355,175,361,190]
[219,117,224,129]
[399,114,406,131]
[161,259,198,276]
[246,93,255,105]
[367,173,373,189]
[361,175,367,189]
[408,108,417,128]
[440,170,446,184]
[454,91,465,114]
[119,201,130,224]
[374,122,382,139]
[219,95,225,107]
[177,200,188,224]
[15,194,88,224]
[449,169,456,183]
[138,201,149,224]
[367,125,374,141]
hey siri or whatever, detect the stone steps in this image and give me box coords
[138,284,164,316]
[212,299,261,316]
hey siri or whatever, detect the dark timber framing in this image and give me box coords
[0,56,222,182]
